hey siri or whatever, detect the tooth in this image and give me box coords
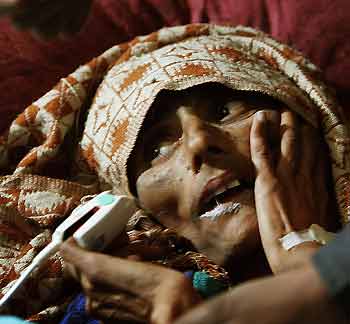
[215,187,227,196]
[203,180,241,208]
[227,179,240,190]
[212,180,240,199]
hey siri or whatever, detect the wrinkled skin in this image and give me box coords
[61,84,336,324]
[173,111,345,324]
[174,262,347,324]
[129,84,333,269]
[61,240,201,324]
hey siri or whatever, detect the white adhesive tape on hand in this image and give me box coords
[279,224,335,251]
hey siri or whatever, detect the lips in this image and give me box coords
[196,171,250,218]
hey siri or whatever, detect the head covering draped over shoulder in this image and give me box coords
[0,24,349,321]
[2,24,347,222]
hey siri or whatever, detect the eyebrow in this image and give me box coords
[142,118,177,144]
[144,96,180,129]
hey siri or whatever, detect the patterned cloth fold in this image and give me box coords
[0,24,349,323]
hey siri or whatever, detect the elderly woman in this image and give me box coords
[0,24,348,323]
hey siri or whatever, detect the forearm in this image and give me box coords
[312,224,350,320]
[295,262,347,324]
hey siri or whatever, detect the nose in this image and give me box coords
[177,106,228,173]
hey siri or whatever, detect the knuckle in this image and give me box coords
[252,143,269,156]
[83,263,102,286]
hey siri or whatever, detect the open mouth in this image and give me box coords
[198,179,253,219]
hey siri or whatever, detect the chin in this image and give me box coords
[187,208,260,266]
[206,196,259,257]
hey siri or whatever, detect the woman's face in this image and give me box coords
[129,84,282,264]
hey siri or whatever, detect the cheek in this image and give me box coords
[193,193,259,263]
[136,164,178,216]
[222,204,259,251]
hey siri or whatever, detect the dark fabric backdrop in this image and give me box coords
[0,0,349,131]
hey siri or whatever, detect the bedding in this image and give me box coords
[0,22,349,323]
[0,0,349,133]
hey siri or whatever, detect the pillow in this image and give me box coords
[1,0,349,131]
[0,0,189,131]
[201,0,350,110]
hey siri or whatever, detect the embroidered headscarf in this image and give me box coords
[0,24,349,322]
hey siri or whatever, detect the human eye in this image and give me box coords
[213,100,256,124]
[149,141,176,164]
[145,127,179,164]
[213,104,230,121]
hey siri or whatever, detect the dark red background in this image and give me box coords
[0,0,349,130]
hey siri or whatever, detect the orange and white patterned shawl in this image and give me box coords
[0,24,349,322]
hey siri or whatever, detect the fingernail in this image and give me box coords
[256,111,266,121]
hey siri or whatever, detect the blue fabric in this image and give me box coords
[0,316,29,324]
[60,271,227,323]
[184,270,194,280]
[59,293,99,324]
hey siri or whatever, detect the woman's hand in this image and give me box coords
[0,0,92,38]
[250,110,331,273]
[174,112,339,324]
[60,239,201,324]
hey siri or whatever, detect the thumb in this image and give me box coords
[60,238,96,270]
[60,238,94,280]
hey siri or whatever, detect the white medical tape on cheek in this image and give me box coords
[279,224,335,251]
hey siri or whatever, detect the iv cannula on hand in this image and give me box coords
[0,191,137,309]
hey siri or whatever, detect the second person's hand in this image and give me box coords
[60,239,201,324]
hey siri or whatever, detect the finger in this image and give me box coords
[64,260,81,281]
[250,111,273,174]
[280,111,298,171]
[264,109,281,150]
[60,239,169,296]
[60,239,99,274]
[95,306,148,323]
[299,123,320,176]
[85,291,150,321]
